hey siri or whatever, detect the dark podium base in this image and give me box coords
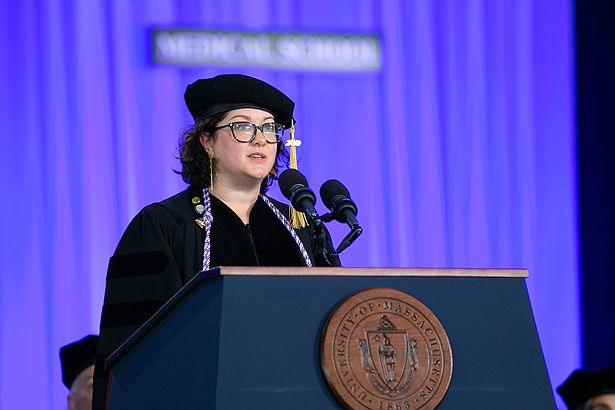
[107,268,555,409]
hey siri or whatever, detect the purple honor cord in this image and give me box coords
[201,188,313,271]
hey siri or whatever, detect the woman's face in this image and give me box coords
[201,108,278,189]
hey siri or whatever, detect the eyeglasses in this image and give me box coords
[213,122,286,144]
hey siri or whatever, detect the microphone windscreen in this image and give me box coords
[279,169,309,199]
[320,179,350,209]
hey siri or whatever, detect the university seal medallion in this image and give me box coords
[321,288,452,410]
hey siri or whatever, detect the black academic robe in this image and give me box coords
[93,185,330,409]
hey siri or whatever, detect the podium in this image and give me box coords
[105,267,556,409]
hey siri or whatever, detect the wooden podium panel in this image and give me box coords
[106,267,555,409]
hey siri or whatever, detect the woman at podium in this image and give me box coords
[93,74,335,409]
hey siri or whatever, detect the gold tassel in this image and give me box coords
[286,120,308,228]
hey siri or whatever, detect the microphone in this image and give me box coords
[320,179,363,253]
[320,179,361,230]
[278,169,322,228]
[279,169,340,266]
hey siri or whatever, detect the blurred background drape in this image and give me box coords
[0,1,578,408]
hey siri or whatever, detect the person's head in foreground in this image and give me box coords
[558,368,615,410]
[60,335,98,410]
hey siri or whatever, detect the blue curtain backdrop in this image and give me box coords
[0,1,577,408]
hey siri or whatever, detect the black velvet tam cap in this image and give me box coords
[184,74,295,127]
[60,335,98,389]
[557,368,615,409]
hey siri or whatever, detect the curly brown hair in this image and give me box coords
[176,113,289,192]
